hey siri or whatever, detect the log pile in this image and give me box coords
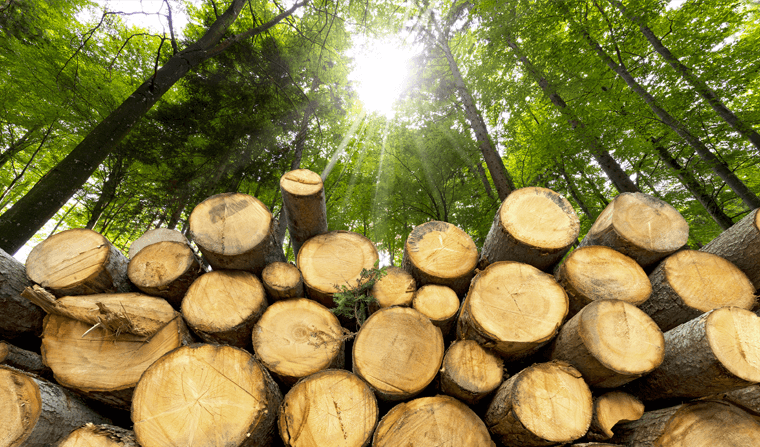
[2,170,760,446]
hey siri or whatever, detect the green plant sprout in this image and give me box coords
[331,260,388,327]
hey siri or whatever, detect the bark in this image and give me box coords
[701,209,760,289]
[0,341,51,378]
[0,248,44,340]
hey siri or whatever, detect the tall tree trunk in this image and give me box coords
[557,159,593,220]
[609,0,760,154]
[0,0,306,255]
[504,35,639,194]
[85,155,128,230]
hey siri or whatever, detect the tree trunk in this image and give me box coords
[127,241,202,308]
[279,169,328,257]
[439,339,504,405]
[0,341,51,378]
[588,391,644,441]
[261,261,303,301]
[58,424,138,447]
[0,248,44,340]
[85,155,129,230]
[412,283,460,336]
[701,208,760,289]
[557,160,593,219]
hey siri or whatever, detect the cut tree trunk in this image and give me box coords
[588,391,645,441]
[127,241,202,307]
[58,423,137,447]
[0,366,111,447]
[369,266,416,310]
[353,307,444,402]
[278,369,378,447]
[0,341,51,378]
[127,227,189,258]
[641,250,755,331]
[578,193,689,267]
[25,228,131,296]
[713,383,760,415]
[485,361,593,446]
[188,192,285,274]
[625,307,760,401]
[412,284,460,336]
[458,261,568,360]
[252,298,345,385]
[261,261,303,301]
[549,299,665,388]
[132,344,281,447]
[555,245,651,318]
[279,169,328,257]
[297,230,379,307]
[439,339,504,405]
[0,248,44,340]
[373,395,495,446]
[182,270,267,347]
[701,208,760,290]
[480,187,580,270]
[402,221,478,296]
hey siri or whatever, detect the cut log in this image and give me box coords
[261,261,303,301]
[578,192,689,267]
[702,208,760,290]
[588,391,645,441]
[252,298,345,385]
[713,384,760,415]
[626,306,760,401]
[297,230,379,307]
[369,266,416,310]
[278,369,378,447]
[0,341,51,378]
[0,366,110,447]
[128,228,189,259]
[549,299,664,388]
[0,248,44,339]
[188,192,285,274]
[132,344,281,447]
[353,307,444,401]
[41,294,191,409]
[480,186,580,270]
[457,261,568,360]
[372,395,495,446]
[402,220,478,296]
[58,423,137,447]
[555,245,651,317]
[280,169,328,256]
[485,361,593,446]
[611,400,760,446]
[640,250,755,331]
[127,241,202,307]
[412,284,459,336]
[25,228,130,296]
[182,270,267,347]
[439,339,504,405]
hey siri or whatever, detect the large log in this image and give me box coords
[457,261,568,360]
[128,228,189,259]
[549,299,664,388]
[127,241,202,307]
[412,284,459,336]
[640,250,755,331]
[182,270,267,347]
[188,192,285,274]
[278,370,378,447]
[702,208,760,289]
[0,366,111,447]
[402,220,478,296]
[132,344,281,447]
[578,192,689,267]
[439,339,504,405]
[353,307,444,401]
[0,248,43,340]
[485,361,593,446]
[480,186,580,270]
[25,228,130,296]
[261,261,303,301]
[58,423,137,447]
[369,266,416,310]
[588,391,644,441]
[280,169,328,256]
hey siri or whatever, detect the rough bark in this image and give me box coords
[58,423,138,447]
[0,341,51,378]
[701,208,760,289]
[0,248,44,340]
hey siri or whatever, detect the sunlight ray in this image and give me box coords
[321,110,366,181]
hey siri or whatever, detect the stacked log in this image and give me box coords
[128,228,189,258]
[0,248,43,342]
[57,424,137,447]
[412,284,459,336]
[369,265,415,310]
[127,240,202,307]
[439,339,504,405]
[701,208,760,289]
[279,169,328,257]
[588,391,645,441]
[0,341,51,378]
[261,261,304,301]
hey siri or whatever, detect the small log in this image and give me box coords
[261,261,303,301]
[372,395,495,446]
[439,339,504,405]
[555,245,651,317]
[588,391,644,441]
[402,220,478,296]
[369,266,415,310]
[252,298,345,385]
[626,306,760,401]
[702,208,760,290]
[457,261,568,360]
[412,284,459,336]
[280,169,328,256]
[485,361,593,446]
[0,248,44,340]
[132,344,281,447]
[128,228,189,259]
[480,186,580,270]
[278,370,378,447]
[353,307,444,401]
[58,423,138,447]
[127,241,202,307]
[578,192,689,267]
[182,270,267,347]
[25,228,130,296]
[549,299,664,388]
[188,192,285,274]
[0,366,111,447]
[0,341,51,378]
[640,250,755,332]
[297,230,379,307]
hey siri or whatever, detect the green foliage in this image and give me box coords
[331,260,388,327]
